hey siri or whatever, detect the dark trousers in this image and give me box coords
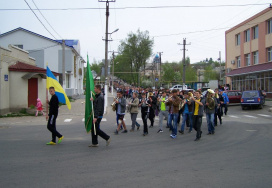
[192,115,202,139]
[149,111,155,126]
[214,108,222,125]
[91,118,110,145]
[47,114,62,143]
[221,104,228,115]
[142,112,148,133]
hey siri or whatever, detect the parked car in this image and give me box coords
[224,90,242,103]
[241,90,265,110]
[170,84,187,91]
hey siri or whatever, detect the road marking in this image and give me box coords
[136,118,143,121]
[203,117,206,118]
[64,119,72,122]
[102,118,107,122]
[244,115,257,119]
[246,130,257,132]
[229,115,239,118]
[257,114,271,117]
[82,118,85,122]
[155,117,159,121]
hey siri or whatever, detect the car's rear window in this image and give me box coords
[243,91,259,98]
[227,92,236,96]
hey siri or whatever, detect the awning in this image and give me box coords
[227,62,272,77]
[22,73,46,79]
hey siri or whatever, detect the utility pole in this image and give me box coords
[158,52,163,88]
[99,0,116,113]
[218,51,222,82]
[178,38,191,86]
[62,40,65,89]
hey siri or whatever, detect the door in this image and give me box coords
[28,78,38,107]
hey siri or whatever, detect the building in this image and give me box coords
[225,7,272,97]
[0,45,58,115]
[0,27,85,97]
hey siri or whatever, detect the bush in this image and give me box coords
[19,108,27,114]
[30,105,35,109]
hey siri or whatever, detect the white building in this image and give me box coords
[0,27,85,96]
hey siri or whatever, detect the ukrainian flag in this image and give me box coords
[46,66,71,110]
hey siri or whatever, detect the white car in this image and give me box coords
[169,84,187,91]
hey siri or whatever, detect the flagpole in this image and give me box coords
[91,91,96,135]
[46,64,48,121]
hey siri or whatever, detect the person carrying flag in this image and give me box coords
[46,87,64,145]
[89,85,111,147]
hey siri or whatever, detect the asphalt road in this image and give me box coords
[0,102,272,188]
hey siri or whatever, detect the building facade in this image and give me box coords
[0,45,55,115]
[225,7,272,96]
[0,27,85,96]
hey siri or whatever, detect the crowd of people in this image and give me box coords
[112,85,230,141]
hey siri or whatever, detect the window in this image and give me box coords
[14,44,23,49]
[236,56,241,68]
[66,74,70,88]
[253,51,259,65]
[245,29,250,42]
[235,34,240,45]
[268,18,272,34]
[253,26,258,39]
[245,54,251,66]
[268,47,272,62]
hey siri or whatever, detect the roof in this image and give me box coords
[9,62,59,76]
[55,40,78,47]
[0,27,73,49]
[226,7,272,34]
[226,62,272,77]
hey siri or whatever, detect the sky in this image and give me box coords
[0,0,271,65]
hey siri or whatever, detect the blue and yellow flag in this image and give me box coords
[85,55,96,133]
[46,66,71,110]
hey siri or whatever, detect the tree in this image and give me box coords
[118,29,154,85]
[203,65,219,82]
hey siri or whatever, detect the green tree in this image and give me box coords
[203,65,219,82]
[118,29,154,85]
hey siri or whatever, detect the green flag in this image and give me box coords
[85,55,96,133]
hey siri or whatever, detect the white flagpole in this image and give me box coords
[91,91,96,135]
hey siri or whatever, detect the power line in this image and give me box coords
[23,0,57,39]
[1,3,270,11]
[31,0,62,38]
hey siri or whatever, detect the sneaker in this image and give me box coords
[46,141,56,145]
[194,138,200,141]
[143,132,148,136]
[88,144,99,147]
[157,129,163,133]
[58,136,64,144]
[106,138,111,146]
[170,134,176,139]
[188,130,192,133]
[179,130,184,134]
[137,126,140,130]
[121,130,128,133]
[149,125,153,128]
[114,130,118,135]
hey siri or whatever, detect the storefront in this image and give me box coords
[227,63,272,98]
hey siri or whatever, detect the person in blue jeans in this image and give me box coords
[205,89,217,135]
[166,89,182,139]
[220,90,229,116]
[179,92,193,134]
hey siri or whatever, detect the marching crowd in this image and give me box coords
[112,86,230,141]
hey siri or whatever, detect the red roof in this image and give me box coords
[227,62,272,77]
[9,62,59,76]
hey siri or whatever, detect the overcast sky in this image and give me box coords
[0,0,270,64]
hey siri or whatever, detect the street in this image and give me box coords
[0,98,272,188]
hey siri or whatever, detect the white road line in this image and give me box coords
[136,118,142,121]
[246,130,257,132]
[64,119,72,122]
[102,118,107,122]
[257,114,272,117]
[155,117,159,121]
[244,115,257,119]
[82,118,85,122]
[229,115,239,118]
